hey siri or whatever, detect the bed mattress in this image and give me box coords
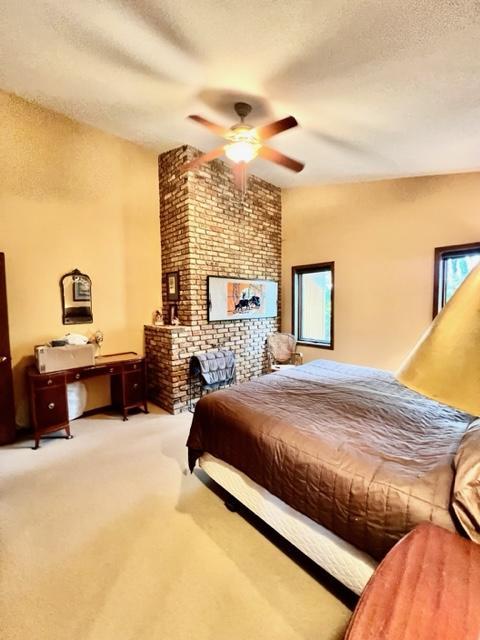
[200,452,377,595]
[188,359,471,560]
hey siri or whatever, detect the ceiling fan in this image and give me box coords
[182,102,305,192]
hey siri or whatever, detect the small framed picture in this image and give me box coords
[72,277,91,302]
[166,271,180,301]
[169,304,178,325]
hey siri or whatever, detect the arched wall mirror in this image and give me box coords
[60,269,93,325]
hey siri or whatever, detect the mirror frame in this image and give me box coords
[60,268,93,325]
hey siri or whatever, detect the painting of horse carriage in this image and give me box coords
[207,276,278,322]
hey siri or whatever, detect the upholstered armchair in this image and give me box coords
[267,333,303,372]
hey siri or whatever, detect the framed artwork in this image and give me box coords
[166,271,180,301]
[169,303,178,325]
[72,276,91,302]
[207,276,278,322]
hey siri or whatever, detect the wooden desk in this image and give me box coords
[345,523,480,640]
[28,352,148,449]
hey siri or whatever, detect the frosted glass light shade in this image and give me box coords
[225,141,259,163]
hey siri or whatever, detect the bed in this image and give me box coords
[187,359,471,594]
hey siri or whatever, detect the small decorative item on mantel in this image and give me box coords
[166,271,180,302]
[153,309,163,326]
[169,304,179,325]
[91,329,104,355]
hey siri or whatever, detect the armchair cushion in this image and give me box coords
[267,332,299,365]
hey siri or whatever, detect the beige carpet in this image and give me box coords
[0,406,352,640]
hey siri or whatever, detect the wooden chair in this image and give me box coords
[267,333,303,372]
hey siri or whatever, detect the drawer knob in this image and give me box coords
[47,379,53,385]
[133,383,139,390]
[75,373,80,380]
[48,402,55,410]
[109,367,114,373]
[133,364,137,369]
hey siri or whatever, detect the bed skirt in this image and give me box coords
[199,453,377,595]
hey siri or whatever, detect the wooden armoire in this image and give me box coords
[0,253,16,444]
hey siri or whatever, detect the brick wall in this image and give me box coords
[145,145,282,413]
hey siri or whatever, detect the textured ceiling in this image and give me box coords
[1,0,480,187]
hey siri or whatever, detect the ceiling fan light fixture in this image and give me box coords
[224,140,260,164]
[224,124,260,164]
[183,103,304,179]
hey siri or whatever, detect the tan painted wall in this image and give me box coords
[0,91,161,424]
[282,173,480,371]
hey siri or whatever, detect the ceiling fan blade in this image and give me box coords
[188,115,228,138]
[232,163,247,192]
[181,146,225,172]
[258,146,304,173]
[255,116,298,141]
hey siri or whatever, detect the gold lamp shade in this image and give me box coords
[396,263,480,416]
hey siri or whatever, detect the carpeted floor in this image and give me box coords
[0,406,353,640]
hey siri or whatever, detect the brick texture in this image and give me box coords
[145,145,281,413]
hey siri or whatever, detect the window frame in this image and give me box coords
[291,261,335,350]
[433,241,480,318]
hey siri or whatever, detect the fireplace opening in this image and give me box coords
[188,350,236,412]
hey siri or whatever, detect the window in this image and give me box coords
[292,262,334,349]
[433,242,480,317]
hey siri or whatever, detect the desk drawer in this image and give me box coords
[124,370,144,405]
[66,370,84,383]
[104,364,122,376]
[124,361,143,373]
[66,365,121,382]
[31,373,66,389]
[34,386,68,428]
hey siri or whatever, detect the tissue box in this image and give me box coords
[35,344,95,373]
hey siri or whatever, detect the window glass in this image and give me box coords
[300,271,332,343]
[293,263,334,349]
[442,252,480,304]
[434,244,480,316]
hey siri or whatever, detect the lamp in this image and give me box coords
[224,124,260,164]
[224,141,259,163]
[396,263,480,416]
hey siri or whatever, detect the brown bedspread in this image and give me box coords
[187,360,471,559]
